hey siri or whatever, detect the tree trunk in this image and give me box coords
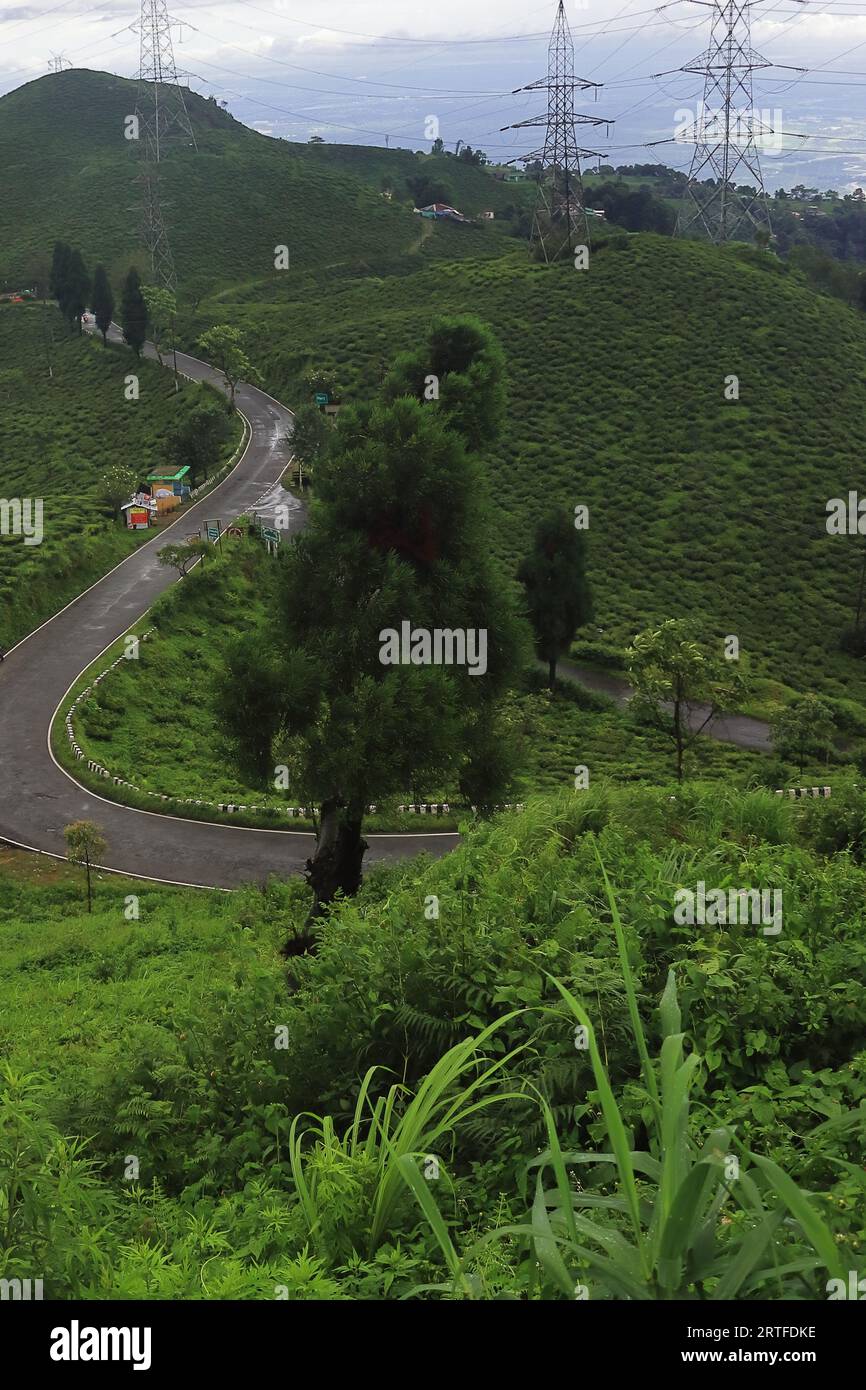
[548,654,557,691]
[856,546,866,631]
[301,798,367,940]
[85,849,92,914]
[674,699,684,782]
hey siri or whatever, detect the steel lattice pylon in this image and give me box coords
[502,1,609,261]
[137,167,177,294]
[676,0,773,243]
[135,0,196,164]
[133,0,196,291]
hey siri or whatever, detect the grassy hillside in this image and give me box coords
[1,783,864,1297]
[300,141,534,217]
[0,303,241,647]
[8,70,865,716]
[200,233,866,716]
[0,69,500,296]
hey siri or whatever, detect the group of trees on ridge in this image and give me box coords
[50,241,147,351]
[47,241,239,505]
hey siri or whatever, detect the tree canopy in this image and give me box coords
[518,511,593,689]
[218,319,525,924]
[120,268,148,357]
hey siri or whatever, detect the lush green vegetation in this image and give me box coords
[298,141,535,221]
[4,69,866,1310]
[57,542,839,834]
[198,232,866,720]
[1,782,863,1297]
[9,72,866,721]
[0,71,510,299]
[0,303,241,648]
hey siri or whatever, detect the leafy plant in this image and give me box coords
[288,1014,527,1266]
[398,852,849,1299]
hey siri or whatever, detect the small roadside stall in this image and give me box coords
[121,497,158,530]
[146,466,191,515]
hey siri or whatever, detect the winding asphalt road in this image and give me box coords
[0,332,772,889]
[0,334,457,887]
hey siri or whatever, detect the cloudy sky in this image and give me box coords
[3,0,866,189]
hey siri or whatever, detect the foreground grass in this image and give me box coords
[0,784,863,1297]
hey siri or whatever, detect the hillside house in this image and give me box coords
[414,202,471,222]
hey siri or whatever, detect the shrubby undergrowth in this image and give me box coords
[1,783,863,1298]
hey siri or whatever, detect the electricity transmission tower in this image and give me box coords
[132,0,197,292]
[48,53,72,73]
[501,0,609,260]
[676,0,774,243]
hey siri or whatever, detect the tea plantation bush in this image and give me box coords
[207,234,866,716]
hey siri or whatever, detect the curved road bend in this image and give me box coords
[0,335,456,888]
[556,659,772,753]
[0,334,773,888]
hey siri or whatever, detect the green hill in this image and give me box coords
[200,233,866,717]
[5,67,866,720]
[0,69,511,297]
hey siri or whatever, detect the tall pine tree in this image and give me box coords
[120,267,148,357]
[217,320,526,930]
[91,265,115,345]
[64,249,90,333]
[518,511,593,690]
[49,241,72,318]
